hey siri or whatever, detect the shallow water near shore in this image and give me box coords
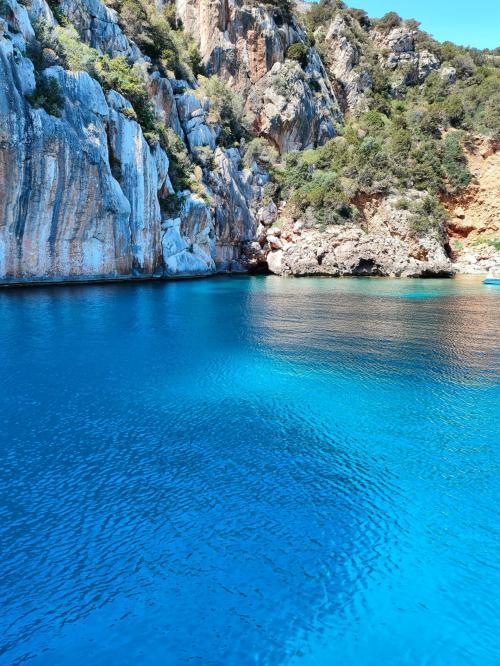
[0,276,498,665]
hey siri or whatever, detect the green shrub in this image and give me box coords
[196,75,246,146]
[55,24,98,72]
[28,19,62,71]
[259,0,294,21]
[360,110,387,131]
[157,124,193,190]
[479,93,500,139]
[374,11,402,33]
[442,95,466,127]
[273,62,304,99]
[159,193,185,217]
[242,137,278,169]
[27,75,64,116]
[305,0,343,32]
[286,43,310,69]
[409,195,446,236]
[441,133,471,192]
[95,56,157,135]
[394,198,410,210]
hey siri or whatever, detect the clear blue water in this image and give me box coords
[0,276,499,666]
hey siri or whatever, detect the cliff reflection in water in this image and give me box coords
[253,276,500,384]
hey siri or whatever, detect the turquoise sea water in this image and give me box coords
[0,276,499,665]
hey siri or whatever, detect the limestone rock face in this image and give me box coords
[106,91,166,274]
[0,0,268,283]
[322,14,372,113]
[0,0,482,284]
[246,61,338,152]
[148,73,184,137]
[176,0,295,89]
[61,0,133,57]
[0,0,223,283]
[161,194,216,276]
[210,148,268,271]
[373,26,439,94]
[0,40,134,282]
[175,92,216,151]
[176,0,341,152]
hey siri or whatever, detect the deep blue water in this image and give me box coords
[0,276,499,665]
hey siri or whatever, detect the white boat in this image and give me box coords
[483,268,500,285]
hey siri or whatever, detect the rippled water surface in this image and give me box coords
[0,276,499,665]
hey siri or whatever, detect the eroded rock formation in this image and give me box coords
[245,193,452,277]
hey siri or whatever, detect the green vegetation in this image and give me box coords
[273,106,474,232]
[28,20,157,135]
[270,0,500,233]
[23,20,65,116]
[196,75,246,147]
[106,0,203,80]
[95,56,157,134]
[372,11,402,33]
[286,43,310,68]
[157,125,193,190]
[26,75,64,116]
[472,237,500,251]
[407,195,447,236]
[258,0,294,22]
[26,17,195,190]
[442,133,471,192]
[273,62,305,98]
[242,138,278,169]
[159,192,186,217]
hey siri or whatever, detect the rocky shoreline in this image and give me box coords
[0,0,498,285]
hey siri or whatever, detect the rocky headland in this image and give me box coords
[0,0,498,284]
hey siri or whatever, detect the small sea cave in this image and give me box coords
[352,258,381,276]
[247,261,271,275]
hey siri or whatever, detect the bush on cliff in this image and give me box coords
[157,124,193,190]
[29,20,158,137]
[26,75,64,116]
[442,133,472,192]
[107,0,203,80]
[242,138,278,169]
[259,0,294,22]
[372,11,402,33]
[55,24,99,72]
[286,43,310,69]
[408,195,447,236]
[94,55,156,135]
[305,0,344,32]
[196,75,246,146]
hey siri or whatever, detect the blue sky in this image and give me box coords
[304,0,500,49]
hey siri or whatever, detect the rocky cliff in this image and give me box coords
[0,0,277,282]
[445,137,500,273]
[0,0,498,284]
